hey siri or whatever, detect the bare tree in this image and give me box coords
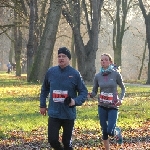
[0,0,49,77]
[27,0,36,80]
[104,0,133,66]
[138,0,150,84]
[0,0,29,76]
[138,39,147,80]
[62,0,104,82]
[28,0,63,82]
[14,3,22,76]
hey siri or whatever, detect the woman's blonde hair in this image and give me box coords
[101,53,113,63]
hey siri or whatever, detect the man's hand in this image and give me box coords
[40,108,47,116]
[69,99,75,107]
[64,96,75,107]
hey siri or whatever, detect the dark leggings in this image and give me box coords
[98,106,118,140]
[48,117,74,150]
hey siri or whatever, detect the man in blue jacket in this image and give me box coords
[40,47,88,150]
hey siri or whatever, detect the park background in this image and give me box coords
[0,1,150,149]
[0,0,150,83]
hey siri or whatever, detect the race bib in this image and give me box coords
[99,92,113,103]
[53,90,68,102]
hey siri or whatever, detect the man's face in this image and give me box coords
[58,53,70,68]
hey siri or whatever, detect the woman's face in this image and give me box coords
[101,55,112,69]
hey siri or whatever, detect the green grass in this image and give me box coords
[0,74,150,141]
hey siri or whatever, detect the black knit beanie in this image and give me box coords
[58,47,71,60]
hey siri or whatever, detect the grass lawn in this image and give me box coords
[0,74,150,149]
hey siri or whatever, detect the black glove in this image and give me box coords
[64,96,74,108]
[64,96,71,105]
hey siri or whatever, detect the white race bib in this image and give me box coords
[53,90,68,102]
[99,92,113,103]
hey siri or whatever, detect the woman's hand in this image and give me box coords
[88,93,92,99]
[115,100,122,106]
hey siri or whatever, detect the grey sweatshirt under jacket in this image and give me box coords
[91,69,125,109]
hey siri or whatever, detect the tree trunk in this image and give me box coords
[14,7,21,76]
[71,33,76,69]
[138,40,147,80]
[29,0,63,83]
[113,0,128,66]
[138,0,150,84]
[15,29,22,76]
[27,0,35,80]
[62,0,103,82]
[146,14,150,84]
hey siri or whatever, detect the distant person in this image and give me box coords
[40,47,88,150]
[89,53,125,150]
[6,62,12,73]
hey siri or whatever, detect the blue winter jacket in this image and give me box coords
[40,65,88,120]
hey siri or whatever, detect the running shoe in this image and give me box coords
[114,127,123,144]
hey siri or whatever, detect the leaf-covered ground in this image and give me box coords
[0,75,149,149]
[0,120,149,150]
